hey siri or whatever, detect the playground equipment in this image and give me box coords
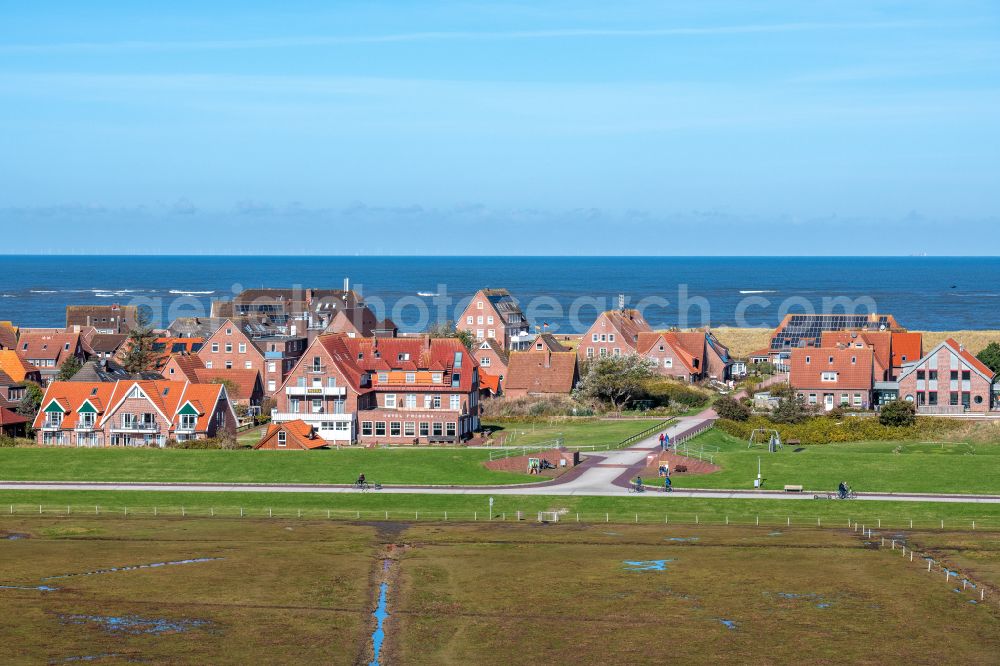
[748,428,783,452]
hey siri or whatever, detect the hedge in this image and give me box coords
[715,415,963,445]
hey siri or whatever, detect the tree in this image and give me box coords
[714,395,751,421]
[977,342,1000,374]
[54,355,83,381]
[16,381,44,419]
[120,307,157,373]
[575,353,655,411]
[426,320,476,352]
[879,399,916,427]
[771,394,811,424]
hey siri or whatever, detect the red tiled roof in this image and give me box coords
[255,420,327,450]
[599,310,651,345]
[0,350,38,383]
[17,332,79,363]
[789,347,874,391]
[891,332,923,368]
[0,407,28,426]
[479,371,501,395]
[162,353,206,381]
[192,368,261,402]
[636,331,701,374]
[505,350,578,394]
[0,323,17,350]
[821,331,892,379]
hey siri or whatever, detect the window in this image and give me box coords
[361,421,373,436]
[592,334,598,342]
[327,377,337,388]
[245,360,252,369]
[587,347,594,358]
[600,334,607,342]
[477,300,483,309]
[385,394,396,408]
[378,372,388,383]
[432,395,441,409]
[609,334,616,342]
[599,348,608,357]
[450,395,461,410]
[917,370,925,380]
[419,422,429,437]
[481,356,491,367]
[432,422,443,436]
[805,356,810,364]
[404,422,415,437]
[821,372,837,382]
[311,399,323,413]
[432,373,442,384]
[446,422,456,436]
[466,316,473,324]
[487,316,494,325]
[375,422,386,436]
[205,361,213,369]
[212,342,219,352]
[225,361,233,370]
[950,392,959,406]
[226,327,232,335]
[312,356,323,372]
[238,342,246,353]
[277,432,286,447]
[268,380,276,392]
[928,391,938,405]
[929,370,938,381]
[663,358,673,368]
[225,343,233,353]
[975,395,984,405]
[808,394,817,404]
[405,394,416,408]
[487,329,495,339]
[452,373,460,387]
[180,413,197,430]
[405,372,415,383]
[613,348,621,356]
[390,422,401,437]
[289,398,300,413]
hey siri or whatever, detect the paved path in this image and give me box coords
[3,406,999,504]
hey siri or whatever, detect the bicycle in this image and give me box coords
[627,484,646,494]
[355,481,371,492]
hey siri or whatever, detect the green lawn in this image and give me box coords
[484,418,668,448]
[679,429,1000,495]
[0,448,536,485]
[2,490,999,529]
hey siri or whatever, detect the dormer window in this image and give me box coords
[277,431,286,447]
[821,372,837,382]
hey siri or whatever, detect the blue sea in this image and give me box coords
[0,256,997,332]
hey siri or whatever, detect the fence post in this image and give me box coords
[39,504,42,514]
[606,513,609,523]
[756,515,759,526]
[154,506,157,517]
[211,508,214,517]
[474,511,477,521]
[268,507,272,518]
[182,506,185,517]
[240,507,244,518]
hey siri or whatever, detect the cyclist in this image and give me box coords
[635,476,644,492]
[664,476,672,493]
[838,481,849,500]
[356,473,366,489]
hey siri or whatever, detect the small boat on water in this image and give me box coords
[417,291,439,297]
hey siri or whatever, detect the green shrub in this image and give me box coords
[0,436,37,448]
[636,378,711,410]
[714,396,751,421]
[481,395,593,418]
[879,399,916,427]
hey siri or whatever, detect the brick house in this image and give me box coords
[0,351,42,407]
[195,319,306,397]
[456,288,531,351]
[636,330,732,382]
[162,354,264,410]
[254,420,327,450]
[504,349,579,398]
[66,305,138,334]
[472,339,509,392]
[33,379,237,447]
[272,334,480,445]
[577,309,651,361]
[16,331,85,385]
[0,406,28,438]
[789,346,875,411]
[896,338,995,414]
[0,322,19,350]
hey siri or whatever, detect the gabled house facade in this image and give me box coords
[255,420,327,450]
[472,339,509,392]
[456,289,531,351]
[577,310,651,361]
[896,338,995,414]
[33,380,237,447]
[195,319,305,396]
[504,349,579,398]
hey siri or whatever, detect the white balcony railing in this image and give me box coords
[285,385,346,397]
[271,411,353,423]
[110,422,160,432]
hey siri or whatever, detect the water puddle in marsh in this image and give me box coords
[718,619,737,630]
[59,614,209,635]
[667,537,699,542]
[43,557,223,580]
[767,591,835,609]
[370,580,389,665]
[55,653,124,663]
[623,559,673,572]
[0,584,58,591]
[4,533,29,540]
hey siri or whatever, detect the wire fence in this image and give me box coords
[4,503,1000,532]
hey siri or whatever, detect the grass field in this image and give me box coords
[483,417,666,448]
[679,428,1000,495]
[1,517,997,664]
[2,490,1000,529]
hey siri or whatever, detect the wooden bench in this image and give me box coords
[787,439,801,446]
[783,485,804,493]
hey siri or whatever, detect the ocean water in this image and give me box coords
[0,255,997,331]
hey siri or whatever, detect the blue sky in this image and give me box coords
[1,1,999,255]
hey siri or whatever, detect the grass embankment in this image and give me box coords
[679,428,1000,495]
[0,420,662,486]
[483,418,666,448]
[0,448,535,485]
[2,491,1000,529]
[2,518,998,663]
